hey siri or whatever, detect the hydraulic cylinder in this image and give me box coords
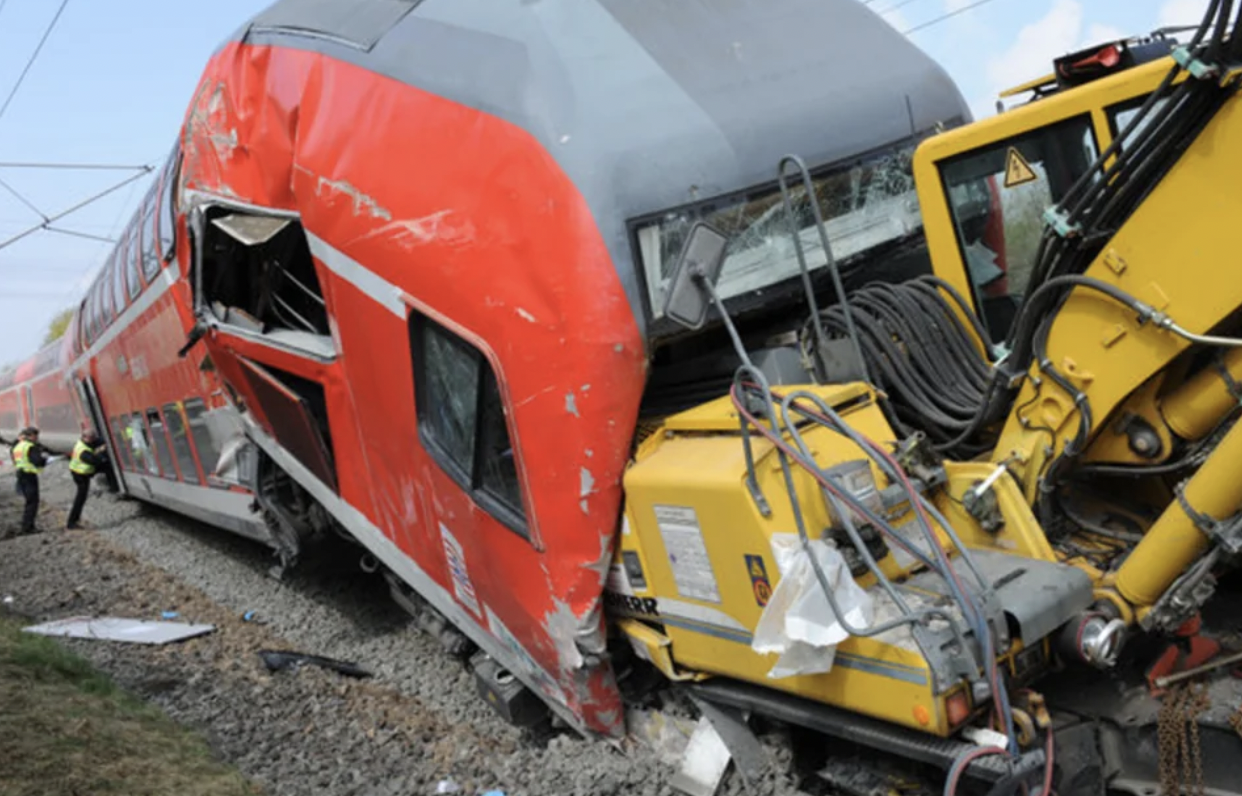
[1114,414,1242,608]
[1161,348,1242,441]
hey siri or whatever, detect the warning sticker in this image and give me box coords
[653,505,721,604]
[1004,146,1038,188]
[744,554,773,607]
[440,523,481,618]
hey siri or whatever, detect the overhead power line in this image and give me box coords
[0,162,152,171]
[0,0,73,125]
[0,167,153,253]
[877,0,931,17]
[904,0,1002,35]
[0,175,49,222]
[45,226,117,244]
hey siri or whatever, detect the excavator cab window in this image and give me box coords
[1107,93,1171,153]
[939,114,1099,339]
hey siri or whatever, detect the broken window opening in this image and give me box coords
[199,207,330,349]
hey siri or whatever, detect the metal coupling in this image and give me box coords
[1060,614,1127,669]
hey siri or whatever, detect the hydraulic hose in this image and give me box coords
[802,275,998,457]
[772,388,1018,753]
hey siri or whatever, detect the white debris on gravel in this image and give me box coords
[0,463,808,796]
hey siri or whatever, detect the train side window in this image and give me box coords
[110,250,126,314]
[87,287,100,344]
[126,226,143,300]
[101,262,116,323]
[109,416,133,471]
[182,398,221,477]
[158,148,180,263]
[412,314,528,538]
[162,403,202,485]
[141,192,160,281]
[126,412,158,475]
[146,408,178,479]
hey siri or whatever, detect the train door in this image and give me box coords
[75,377,126,495]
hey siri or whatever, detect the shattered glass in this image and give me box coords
[422,324,479,474]
[639,143,923,316]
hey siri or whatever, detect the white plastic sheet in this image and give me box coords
[23,617,216,645]
[751,534,873,679]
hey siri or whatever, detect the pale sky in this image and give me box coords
[0,0,1214,367]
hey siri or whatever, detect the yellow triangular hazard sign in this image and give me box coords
[1004,147,1037,188]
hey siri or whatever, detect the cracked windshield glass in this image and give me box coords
[637,143,925,317]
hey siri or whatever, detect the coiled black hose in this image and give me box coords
[800,274,996,458]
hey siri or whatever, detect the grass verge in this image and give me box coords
[0,610,260,796]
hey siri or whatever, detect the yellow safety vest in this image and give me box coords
[13,440,40,474]
[70,440,96,476]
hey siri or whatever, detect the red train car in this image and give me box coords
[3,0,969,740]
[168,0,967,736]
[0,340,78,453]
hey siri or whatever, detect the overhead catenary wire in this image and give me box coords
[0,175,49,222]
[43,226,117,245]
[903,0,1003,35]
[0,162,152,171]
[874,0,932,18]
[0,0,73,125]
[0,167,153,252]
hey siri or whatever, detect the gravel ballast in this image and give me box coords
[0,463,807,796]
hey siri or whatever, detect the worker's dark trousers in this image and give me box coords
[15,473,38,533]
[67,473,92,528]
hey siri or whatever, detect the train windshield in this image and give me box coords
[637,141,925,319]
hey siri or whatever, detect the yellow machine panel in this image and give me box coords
[614,384,1095,738]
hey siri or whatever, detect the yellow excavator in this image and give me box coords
[609,5,1242,794]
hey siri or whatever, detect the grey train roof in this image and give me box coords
[236,0,971,337]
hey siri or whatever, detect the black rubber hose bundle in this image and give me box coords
[801,274,997,458]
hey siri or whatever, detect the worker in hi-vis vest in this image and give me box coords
[66,429,108,530]
[12,427,48,534]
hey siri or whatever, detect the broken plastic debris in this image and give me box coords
[750,534,873,679]
[669,716,732,796]
[23,616,216,645]
[963,726,1009,750]
[257,650,372,679]
[242,610,256,622]
[481,791,505,796]
[434,780,461,794]
[2,595,13,605]
[162,611,180,620]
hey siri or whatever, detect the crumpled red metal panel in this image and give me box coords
[181,41,647,736]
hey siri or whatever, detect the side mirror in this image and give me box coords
[662,222,730,330]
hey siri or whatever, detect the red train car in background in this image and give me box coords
[1,148,288,552]
[0,341,77,453]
